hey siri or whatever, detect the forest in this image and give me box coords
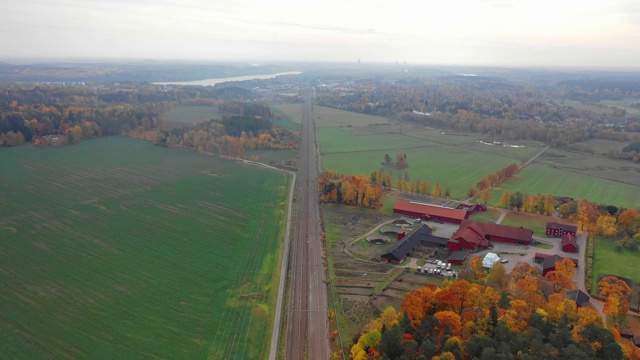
[349,259,640,360]
[315,76,640,147]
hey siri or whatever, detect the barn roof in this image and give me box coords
[450,226,489,249]
[542,255,564,270]
[448,250,471,261]
[565,289,590,307]
[394,200,468,221]
[422,235,449,246]
[456,219,533,243]
[547,222,578,233]
[561,233,578,248]
[381,224,431,262]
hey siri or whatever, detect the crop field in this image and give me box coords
[592,237,640,293]
[162,105,230,125]
[289,106,542,199]
[0,137,289,359]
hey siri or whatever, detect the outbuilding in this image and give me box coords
[561,233,578,253]
[447,250,471,266]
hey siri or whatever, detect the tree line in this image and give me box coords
[347,259,639,360]
[318,170,389,208]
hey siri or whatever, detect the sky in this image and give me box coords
[1,0,640,68]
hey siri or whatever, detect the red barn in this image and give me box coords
[448,220,533,252]
[561,233,578,253]
[542,254,578,276]
[393,200,469,224]
[546,222,577,237]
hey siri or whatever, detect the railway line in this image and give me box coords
[285,93,330,359]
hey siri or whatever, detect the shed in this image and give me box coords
[542,255,578,276]
[448,250,471,266]
[380,224,433,263]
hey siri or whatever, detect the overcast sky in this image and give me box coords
[1,0,639,68]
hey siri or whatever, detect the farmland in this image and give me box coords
[290,106,541,199]
[162,105,230,125]
[491,148,640,208]
[0,137,289,359]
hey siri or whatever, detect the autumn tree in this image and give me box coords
[618,209,640,234]
[432,182,443,198]
[479,188,492,204]
[499,190,511,208]
[467,187,477,198]
[485,262,510,290]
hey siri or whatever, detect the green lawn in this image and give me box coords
[469,208,502,223]
[0,137,289,359]
[162,105,230,125]
[500,212,574,238]
[592,237,640,293]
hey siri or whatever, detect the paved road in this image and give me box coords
[285,94,330,359]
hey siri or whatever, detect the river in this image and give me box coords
[153,71,302,86]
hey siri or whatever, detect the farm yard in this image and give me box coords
[323,204,445,347]
[0,137,289,359]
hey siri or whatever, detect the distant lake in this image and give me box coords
[153,71,302,86]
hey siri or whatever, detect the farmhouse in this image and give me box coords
[448,220,533,252]
[561,233,578,253]
[546,222,577,237]
[393,200,469,224]
[447,250,471,266]
[380,224,449,262]
[565,289,590,307]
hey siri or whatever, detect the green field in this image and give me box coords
[493,163,640,209]
[592,237,640,293]
[599,99,640,116]
[271,104,303,131]
[303,106,540,199]
[162,105,230,125]
[469,208,502,223]
[0,137,289,359]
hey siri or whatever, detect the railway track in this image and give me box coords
[285,93,329,359]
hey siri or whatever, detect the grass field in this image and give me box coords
[500,212,574,238]
[592,237,640,293]
[315,113,540,199]
[492,163,640,209]
[0,137,289,359]
[271,104,303,131]
[599,99,640,116]
[469,208,502,223]
[162,106,230,125]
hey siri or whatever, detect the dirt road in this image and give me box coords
[285,94,330,359]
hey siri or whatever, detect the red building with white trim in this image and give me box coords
[546,222,577,237]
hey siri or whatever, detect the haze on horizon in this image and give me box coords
[1,0,640,69]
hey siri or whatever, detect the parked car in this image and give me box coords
[446,263,452,270]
